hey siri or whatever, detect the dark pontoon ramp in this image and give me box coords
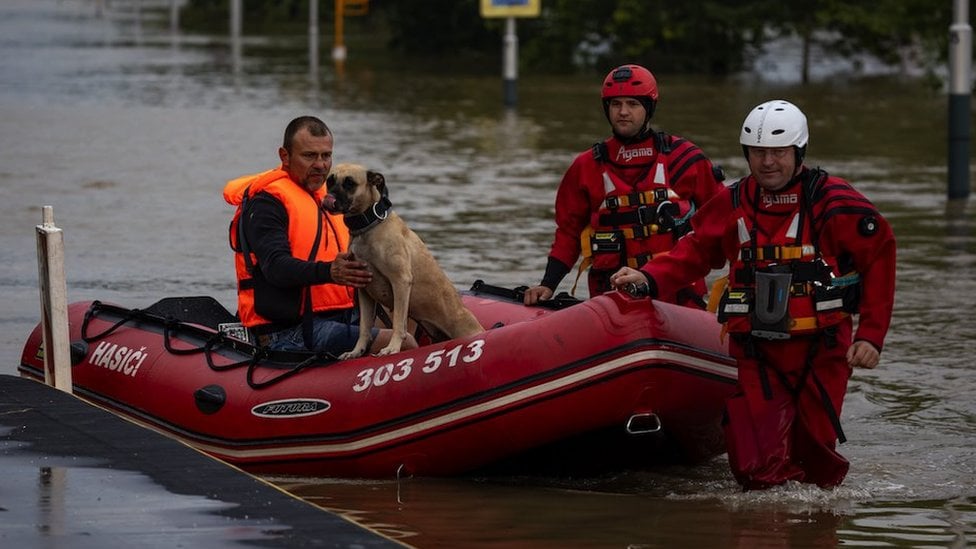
[0,374,403,548]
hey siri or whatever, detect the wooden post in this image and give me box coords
[35,206,72,393]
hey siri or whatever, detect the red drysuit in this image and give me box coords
[546,132,724,304]
[642,167,896,488]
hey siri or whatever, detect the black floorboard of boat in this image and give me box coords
[0,374,403,549]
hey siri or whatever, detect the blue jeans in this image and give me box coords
[263,309,378,355]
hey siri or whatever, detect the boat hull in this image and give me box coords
[19,290,736,478]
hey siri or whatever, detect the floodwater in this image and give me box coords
[1,0,975,547]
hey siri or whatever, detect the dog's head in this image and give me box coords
[323,163,387,215]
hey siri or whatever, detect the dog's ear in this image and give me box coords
[366,170,387,194]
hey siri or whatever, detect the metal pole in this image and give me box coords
[309,0,320,72]
[333,0,347,61]
[170,0,180,33]
[230,0,242,75]
[35,206,72,394]
[948,0,972,200]
[502,17,518,107]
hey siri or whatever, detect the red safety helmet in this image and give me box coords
[601,64,658,123]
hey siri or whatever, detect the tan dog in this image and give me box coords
[323,163,484,359]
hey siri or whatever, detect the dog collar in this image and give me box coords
[344,195,393,235]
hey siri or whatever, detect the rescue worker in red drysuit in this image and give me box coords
[224,115,417,355]
[523,64,725,307]
[611,100,896,490]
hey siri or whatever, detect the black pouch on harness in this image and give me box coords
[717,288,752,324]
[589,230,626,271]
[751,267,793,340]
[814,277,861,314]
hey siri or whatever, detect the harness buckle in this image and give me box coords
[636,205,654,226]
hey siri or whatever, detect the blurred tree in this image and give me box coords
[377,0,499,61]
[515,0,762,74]
[180,0,313,33]
[179,0,958,81]
[752,0,952,83]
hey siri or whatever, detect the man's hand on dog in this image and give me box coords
[330,252,373,288]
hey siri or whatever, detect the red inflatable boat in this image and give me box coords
[19,282,737,478]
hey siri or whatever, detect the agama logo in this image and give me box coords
[616,145,654,163]
[252,399,331,418]
[762,193,798,207]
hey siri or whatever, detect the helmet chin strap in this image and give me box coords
[795,145,807,166]
[603,97,656,144]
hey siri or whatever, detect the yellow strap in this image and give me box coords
[570,225,598,296]
[707,275,728,313]
[605,188,678,208]
[620,225,659,238]
[570,256,590,297]
[748,244,816,261]
[777,245,812,260]
[579,225,595,259]
[790,317,818,331]
[605,190,651,208]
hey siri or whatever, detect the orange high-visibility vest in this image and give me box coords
[225,168,353,328]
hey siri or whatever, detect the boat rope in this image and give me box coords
[80,301,340,390]
[245,352,324,390]
[81,301,145,342]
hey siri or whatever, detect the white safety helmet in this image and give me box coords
[739,100,808,163]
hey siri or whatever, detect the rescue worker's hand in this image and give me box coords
[523,285,553,306]
[331,252,372,288]
[847,340,880,369]
[609,267,644,290]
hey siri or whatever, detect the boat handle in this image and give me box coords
[625,412,662,435]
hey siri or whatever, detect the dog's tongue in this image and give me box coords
[321,193,337,212]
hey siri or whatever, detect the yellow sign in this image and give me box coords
[480,0,541,18]
[341,0,368,16]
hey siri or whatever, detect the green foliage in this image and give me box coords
[374,0,499,57]
[754,0,953,80]
[516,0,762,74]
[179,0,961,80]
[181,0,320,33]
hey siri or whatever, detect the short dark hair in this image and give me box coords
[282,116,332,152]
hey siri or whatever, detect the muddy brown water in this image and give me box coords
[1,1,974,546]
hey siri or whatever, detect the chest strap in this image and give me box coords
[603,188,672,209]
[739,244,817,262]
